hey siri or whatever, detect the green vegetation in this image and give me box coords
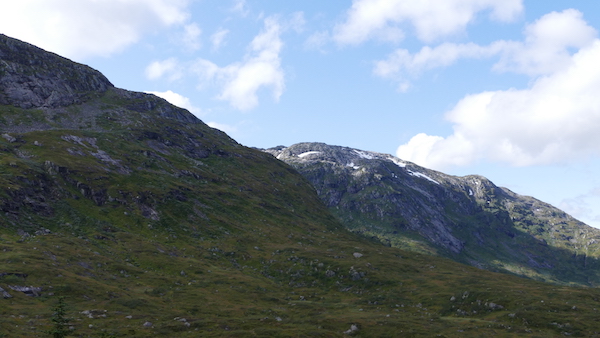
[47,297,74,338]
[273,144,600,287]
[0,96,599,337]
[2,34,600,336]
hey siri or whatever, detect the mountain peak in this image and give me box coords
[266,142,409,168]
[266,142,600,285]
[0,35,203,134]
[0,34,113,109]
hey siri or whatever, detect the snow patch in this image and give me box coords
[297,151,322,158]
[469,189,473,196]
[347,162,360,169]
[353,149,374,160]
[389,157,407,168]
[407,170,439,185]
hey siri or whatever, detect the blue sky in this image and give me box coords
[2,1,600,227]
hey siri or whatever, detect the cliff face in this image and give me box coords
[266,142,600,285]
[0,34,201,135]
[0,34,113,109]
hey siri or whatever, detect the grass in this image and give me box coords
[2,91,600,336]
[282,152,600,287]
[3,228,600,336]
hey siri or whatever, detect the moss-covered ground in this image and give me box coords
[1,94,600,337]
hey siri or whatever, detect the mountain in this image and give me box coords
[3,34,600,337]
[265,142,600,285]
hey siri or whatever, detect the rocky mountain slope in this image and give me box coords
[265,142,600,285]
[3,34,600,336]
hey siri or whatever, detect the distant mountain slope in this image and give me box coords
[4,34,600,337]
[265,142,600,285]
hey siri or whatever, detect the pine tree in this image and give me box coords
[47,296,73,338]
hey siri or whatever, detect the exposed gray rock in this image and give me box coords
[265,142,600,285]
[7,285,42,297]
[0,35,205,136]
[0,287,12,298]
[34,228,51,236]
[487,302,504,310]
[1,133,16,143]
[265,143,465,253]
[344,324,359,334]
[0,34,113,109]
[81,309,107,318]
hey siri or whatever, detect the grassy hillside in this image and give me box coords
[0,95,599,337]
[266,143,600,287]
[2,34,600,337]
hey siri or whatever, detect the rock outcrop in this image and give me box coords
[0,34,113,109]
[266,142,600,285]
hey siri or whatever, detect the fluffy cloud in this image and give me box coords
[0,0,190,60]
[374,42,502,91]
[210,28,229,51]
[193,17,285,110]
[334,0,523,45]
[181,23,202,51]
[146,90,202,117]
[397,39,600,169]
[494,9,597,76]
[375,9,597,88]
[148,16,286,110]
[231,0,249,17]
[207,121,239,135]
[145,58,182,81]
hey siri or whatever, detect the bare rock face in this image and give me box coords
[0,286,12,299]
[0,35,203,134]
[0,34,113,109]
[266,142,600,284]
[266,143,466,254]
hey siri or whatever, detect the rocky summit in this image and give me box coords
[266,142,600,285]
[3,34,600,337]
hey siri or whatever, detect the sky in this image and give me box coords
[2,1,600,227]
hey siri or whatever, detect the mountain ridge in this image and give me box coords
[0,34,112,109]
[265,142,600,285]
[3,34,600,336]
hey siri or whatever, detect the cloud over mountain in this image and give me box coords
[398,38,600,169]
[0,0,190,60]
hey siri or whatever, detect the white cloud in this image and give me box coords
[304,31,330,51]
[333,0,523,45]
[231,0,249,17]
[375,9,597,88]
[0,0,190,60]
[210,28,229,51]
[397,39,600,169]
[145,58,182,81]
[374,42,503,85]
[493,9,597,76]
[207,121,239,135]
[182,23,202,51]
[146,90,202,117]
[193,17,285,111]
[288,12,306,33]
